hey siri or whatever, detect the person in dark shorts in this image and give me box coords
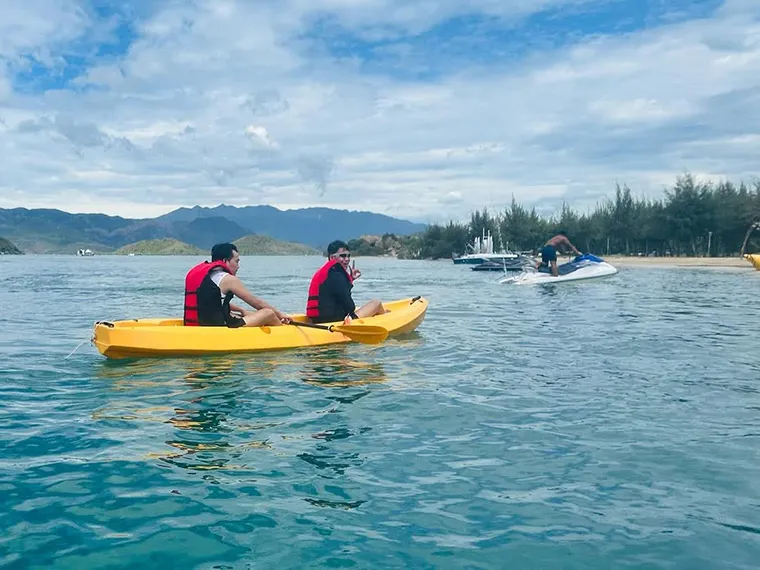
[306,240,385,324]
[537,232,581,277]
[183,243,290,328]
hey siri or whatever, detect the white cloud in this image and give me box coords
[0,0,87,55]
[0,0,759,223]
[245,125,279,149]
[587,98,698,123]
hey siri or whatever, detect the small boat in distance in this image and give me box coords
[452,229,519,264]
[76,248,95,256]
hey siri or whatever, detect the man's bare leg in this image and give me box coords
[242,308,282,326]
[354,300,386,318]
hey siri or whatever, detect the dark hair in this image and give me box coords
[555,229,567,237]
[211,243,238,261]
[326,240,349,257]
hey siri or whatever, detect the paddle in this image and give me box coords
[289,320,389,345]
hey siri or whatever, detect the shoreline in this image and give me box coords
[596,255,755,269]
[6,252,759,270]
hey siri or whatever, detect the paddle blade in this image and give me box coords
[331,324,389,345]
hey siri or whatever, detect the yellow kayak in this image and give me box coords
[92,296,428,359]
[745,254,760,270]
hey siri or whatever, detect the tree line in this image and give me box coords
[374,174,759,259]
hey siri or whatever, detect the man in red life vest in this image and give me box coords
[184,243,290,327]
[306,240,385,324]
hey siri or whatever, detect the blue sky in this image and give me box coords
[0,0,758,222]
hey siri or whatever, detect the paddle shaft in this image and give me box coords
[289,320,341,333]
[288,319,389,345]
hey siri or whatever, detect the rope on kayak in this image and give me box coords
[64,336,90,360]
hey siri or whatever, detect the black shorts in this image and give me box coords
[311,314,344,324]
[226,315,246,328]
[199,317,246,328]
[541,245,557,263]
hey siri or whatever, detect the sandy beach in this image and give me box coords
[595,255,756,269]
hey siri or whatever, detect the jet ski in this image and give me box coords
[499,253,618,285]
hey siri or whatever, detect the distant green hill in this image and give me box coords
[0,205,426,254]
[113,235,319,256]
[114,239,205,255]
[0,237,23,255]
[234,234,321,256]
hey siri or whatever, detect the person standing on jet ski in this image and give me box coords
[537,231,582,277]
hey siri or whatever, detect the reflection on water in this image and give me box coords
[91,349,386,475]
[295,346,389,388]
[303,497,366,510]
[94,346,390,390]
[298,425,372,485]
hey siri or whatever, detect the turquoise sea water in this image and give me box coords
[1,255,759,569]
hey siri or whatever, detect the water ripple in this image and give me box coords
[1,257,759,568]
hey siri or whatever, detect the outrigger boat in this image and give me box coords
[471,255,535,272]
[452,229,520,265]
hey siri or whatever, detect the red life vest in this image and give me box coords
[306,259,353,318]
[183,260,231,326]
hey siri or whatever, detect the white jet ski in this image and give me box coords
[499,253,618,285]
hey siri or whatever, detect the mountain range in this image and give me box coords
[0,205,427,254]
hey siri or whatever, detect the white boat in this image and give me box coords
[76,248,95,256]
[499,253,618,285]
[453,229,519,264]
